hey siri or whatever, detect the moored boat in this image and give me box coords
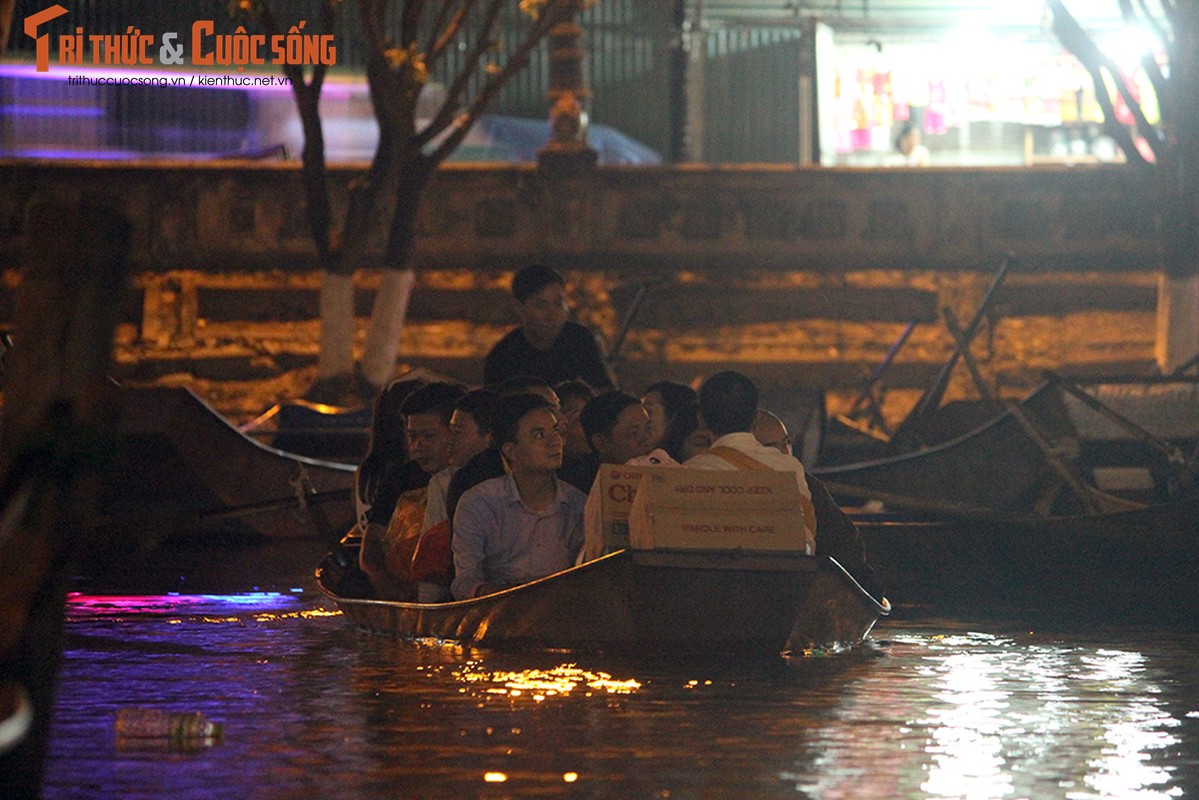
[104,384,356,543]
[813,383,1080,513]
[316,548,890,656]
[852,492,1199,623]
[1058,374,1199,501]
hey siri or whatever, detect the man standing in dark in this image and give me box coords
[483,264,615,390]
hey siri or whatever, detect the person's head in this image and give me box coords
[400,381,467,474]
[491,393,564,474]
[448,389,495,467]
[492,374,561,408]
[752,409,792,456]
[364,381,422,453]
[698,371,759,437]
[641,380,699,454]
[555,380,597,457]
[896,122,921,156]
[581,390,653,465]
[358,378,424,503]
[511,264,569,348]
[674,400,713,461]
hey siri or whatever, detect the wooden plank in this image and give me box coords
[0,286,144,327]
[608,284,939,327]
[195,286,517,325]
[992,283,1157,316]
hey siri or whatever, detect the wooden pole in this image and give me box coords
[0,202,130,796]
[941,306,995,404]
[892,253,1015,449]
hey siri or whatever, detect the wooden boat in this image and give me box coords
[851,492,1199,624]
[1059,374,1199,501]
[316,548,890,656]
[813,383,1082,513]
[238,399,372,464]
[102,384,356,544]
[818,374,1199,507]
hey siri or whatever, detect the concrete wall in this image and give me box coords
[0,160,1158,274]
[0,159,1165,421]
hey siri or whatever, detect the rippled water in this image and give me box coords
[43,592,1199,800]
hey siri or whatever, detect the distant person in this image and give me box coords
[555,379,597,460]
[641,380,699,463]
[353,377,424,528]
[666,371,881,595]
[752,409,792,456]
[577,391,676,563]
[451,393,586,600]
[410,388,496,601]
[672,400,714,462]
[444,376,564,524]
[358,381,466,600]
[883,122,930,167]
[421,388,496,536]
[483,264,615,390]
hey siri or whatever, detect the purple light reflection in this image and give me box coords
[65,592,303,619]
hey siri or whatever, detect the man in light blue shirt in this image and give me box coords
[451,393,586,600]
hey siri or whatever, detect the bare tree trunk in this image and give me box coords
[316,271,357,384]
[0,0,14,55]
[360,268,416,388]
[358,157,433,391]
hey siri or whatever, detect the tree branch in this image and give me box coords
[1129,0,1171,117]
[414,0,507,149]
[401,0,426,50]
[427,0,478,64]
[360,0,388,52]
[429,1,575,163]
[252,1,335,262]
[1049,0,1156,165]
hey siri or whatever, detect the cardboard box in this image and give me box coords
[596,465,652,553]
[630,467,809,552]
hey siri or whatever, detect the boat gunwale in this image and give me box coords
[316,548,891,616]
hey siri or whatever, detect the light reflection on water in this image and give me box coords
[42,595,1199,799]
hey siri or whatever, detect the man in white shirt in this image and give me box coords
[683,372,815,551]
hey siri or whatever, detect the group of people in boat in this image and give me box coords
[354,264,881,603]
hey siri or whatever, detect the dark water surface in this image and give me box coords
[43,588,1199,800]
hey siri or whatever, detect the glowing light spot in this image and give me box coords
[453,664,641,700]
[484,772,507,783]
[564,772,578,783]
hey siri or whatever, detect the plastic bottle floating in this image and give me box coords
[114,707,224,752]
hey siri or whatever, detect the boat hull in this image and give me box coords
[814,384,1078,513]
[854,493,1199,623]
[317,550,889,655]
[104,384,356,542]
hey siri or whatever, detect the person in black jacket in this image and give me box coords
[483,264,615,390]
